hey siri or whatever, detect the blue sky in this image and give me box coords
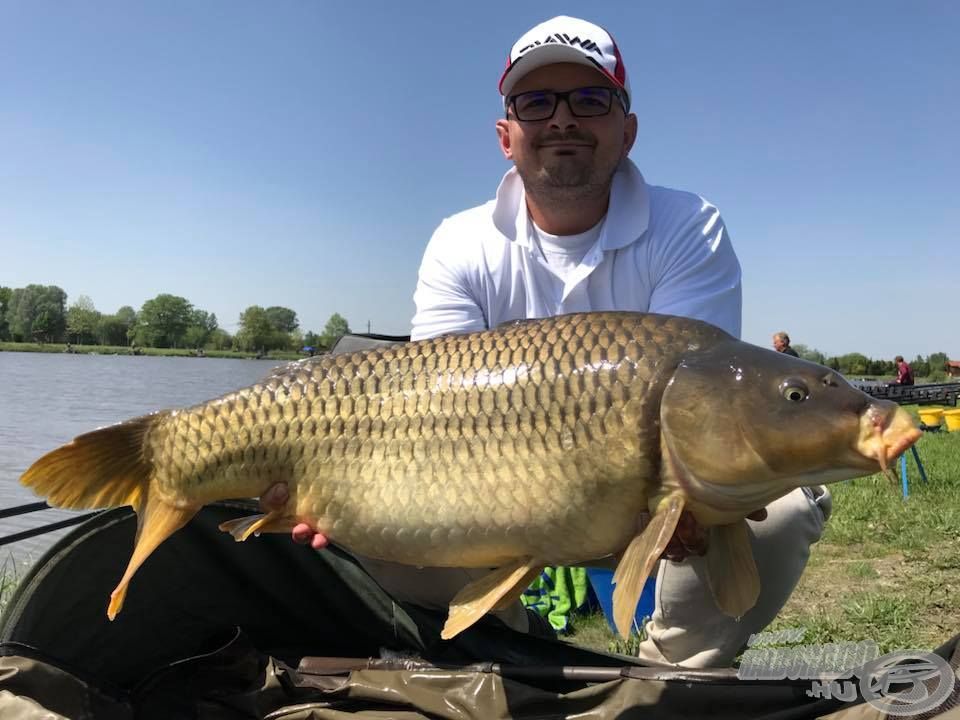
[2,1,957,359]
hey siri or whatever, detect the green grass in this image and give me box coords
[0,341,303,361]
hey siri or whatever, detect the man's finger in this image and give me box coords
[291,523,314,545]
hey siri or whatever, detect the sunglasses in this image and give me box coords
[507,86,628,122]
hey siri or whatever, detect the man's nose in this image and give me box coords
[549,97,580,130]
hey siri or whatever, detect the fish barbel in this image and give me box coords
[19,312,920,638]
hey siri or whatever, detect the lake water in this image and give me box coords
[0,351,284,569]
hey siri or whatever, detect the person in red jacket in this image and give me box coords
[893,355,915,385]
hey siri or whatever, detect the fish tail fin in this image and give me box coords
[19,413,164,511]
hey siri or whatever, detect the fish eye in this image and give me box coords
[780,379,809,403]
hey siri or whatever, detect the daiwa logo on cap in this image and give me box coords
[517,34,605,58]
[499,15,630,108]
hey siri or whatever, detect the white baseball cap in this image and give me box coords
[499,16,631,110]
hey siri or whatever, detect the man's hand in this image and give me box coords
[659,507,768,562]
[259,482,330,550]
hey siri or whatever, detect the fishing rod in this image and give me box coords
[0,502,96,547]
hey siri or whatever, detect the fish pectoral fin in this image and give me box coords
[705,519,760,618]
[108,493,199,620]
[611,494,685,639]
[441,558,542,640]
[218,511,296,541]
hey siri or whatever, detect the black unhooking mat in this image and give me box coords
[0,503,958,718]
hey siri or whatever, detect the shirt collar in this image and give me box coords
[491,158,651,250]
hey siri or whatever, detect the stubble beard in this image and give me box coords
[517,153,617,211]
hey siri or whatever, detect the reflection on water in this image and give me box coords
[0,351,284,569]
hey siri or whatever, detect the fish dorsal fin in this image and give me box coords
[441,558,542,640]
[108,491,200,620]
[611,494,685,638]
[706,519,760,618]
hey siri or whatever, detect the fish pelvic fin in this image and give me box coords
[20,413,163,511]
[219,511,297,541]
[108,490,200,620]
[611,495,685,639]
[705,519,760,618]
[441,558,542,640]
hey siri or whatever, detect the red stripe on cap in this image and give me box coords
[611,42,626,86]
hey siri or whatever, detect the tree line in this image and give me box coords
[0,284,351,353]
[790,344,953,382]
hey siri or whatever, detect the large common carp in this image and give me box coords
[20,312,920,639]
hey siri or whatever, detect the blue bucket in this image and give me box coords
[586,567,656,634]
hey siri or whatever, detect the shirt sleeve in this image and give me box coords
[410,220,489,341]
[644,198,742,338]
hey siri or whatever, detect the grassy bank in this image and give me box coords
[566,408,960,656]
[0,341,303,361]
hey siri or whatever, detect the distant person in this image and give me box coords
[772,331,799,357]
[893,355,914,385]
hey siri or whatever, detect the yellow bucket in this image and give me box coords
[944,409,960,432]
[919,407,944,426]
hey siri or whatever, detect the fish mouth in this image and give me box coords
[858,402,922,471]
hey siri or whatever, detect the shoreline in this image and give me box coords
[0,342,305,361]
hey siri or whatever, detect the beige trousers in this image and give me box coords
[636,485,832,668]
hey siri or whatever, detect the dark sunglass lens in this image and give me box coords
[514,91,556,121]
[570,88,612,116]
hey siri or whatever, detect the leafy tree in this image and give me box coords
[9,285,67,342]
[791,344,826,366]
[97,314,131,346]
[133,294,194,348]
[912,355,930,380]
[66,295,101,344]
[0,286,11,340]
[184,310,218,349]
[320,313,351,350]
[207,328,233,351]
[837,353,869,376]
[236,306,275,352]
[265,306,298,334]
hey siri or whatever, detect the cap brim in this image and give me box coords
[499,45,622,98]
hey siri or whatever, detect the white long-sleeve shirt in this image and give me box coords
[411,159,742,341]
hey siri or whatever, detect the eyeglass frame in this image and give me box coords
[504,86,630,122]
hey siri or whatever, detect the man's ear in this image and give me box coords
[622,113,638,159]
[496,119,513,160]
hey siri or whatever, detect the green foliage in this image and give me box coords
[0,286,11,341]
[184,310,218,349]
[133,294,194,348]
[66,295,101,344]
[8,285,67,342]
[206,328,233,351]
[792,343,826,365]
[236,305,300,351]
[320,313,351,350]
[265,306,298,333]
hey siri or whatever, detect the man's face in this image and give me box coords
[496,63,637,201]
[773,335,787,352]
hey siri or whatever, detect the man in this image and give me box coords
[773,331,800,357]
[893,355,914,385]
[265,15,830,668]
